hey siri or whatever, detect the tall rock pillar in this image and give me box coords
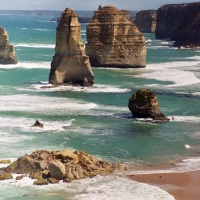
[49,8,94,86]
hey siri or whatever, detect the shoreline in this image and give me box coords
[126,170,200,200]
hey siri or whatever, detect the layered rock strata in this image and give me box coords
[5,149,122,184]
[155,4,184,40]
[174,2,200,47]
[134,10,157,33]
[49,8,94,86]
[0,27,17,64]
[128,88,169,121]
[85,5,146,68]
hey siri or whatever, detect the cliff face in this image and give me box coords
[85,5,146,68]
[0,27,17,64]
[134,10,157,33]
[174,2,200,47]
[49,8,94,86]
[155,4,185,40]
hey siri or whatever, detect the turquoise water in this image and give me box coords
[0,14,200,199]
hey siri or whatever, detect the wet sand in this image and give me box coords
[127,170,200,200]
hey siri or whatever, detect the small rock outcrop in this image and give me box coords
[49,8,94,86]
[31,120,43,128]
[0,172,13,180]
[155,4,184,40]
[85,5,146,68]
[134,10,157,33]
[4,149,122,184]
[128,88,169,121]
[174,2,200,47]
[0,27,17,64]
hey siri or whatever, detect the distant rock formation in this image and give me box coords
[155,4,184,40]
[174,2,200,47]
[0,27,17,64]
[134,10,157,33]
[85,5,146,68]
[5,149,122,184]
[128,88,169,121]
[31,120,43,128]
[49,8,94,86]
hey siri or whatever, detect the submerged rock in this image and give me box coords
[134,10,157,33]
[49,8,94,86]
[128,88,170,121]
[85,5,146,68]
[31,120,43,128]
[0,27,17,64]
[4,149,122,184]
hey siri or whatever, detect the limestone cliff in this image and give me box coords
[174,2,200,47]
[49,8,94,86]
[134,10,157,33]
[85,5,146,68]
[155,4,185,40]
[0,27,17,64]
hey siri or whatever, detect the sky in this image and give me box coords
[0,0,198,11]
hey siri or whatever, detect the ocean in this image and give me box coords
[0,14,200,200]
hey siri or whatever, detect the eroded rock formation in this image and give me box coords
[155,4,184,40]
[134,10,157,33]
[174,2,200,47]
[85,5,146,68]
[0,27,17,64]
[49,8,94,86]
[5,149,122,184]
[128,88,169,121]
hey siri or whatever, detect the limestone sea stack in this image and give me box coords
[0,27,17,64]
[174,2,200,47]
[155,4,184,40]
[134,10,157,33]
[49,8,94,86]
[85,5,146,68]
[128,88,169,121]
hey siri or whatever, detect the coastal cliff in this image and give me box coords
[49,8,94,86]
[155,4,184,40]
[134,10,157,33]
[174,2,200,47]
[0,27,17,64]
[85,5,146,68]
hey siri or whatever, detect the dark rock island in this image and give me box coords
[128,88,169,121]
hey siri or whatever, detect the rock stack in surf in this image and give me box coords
[49,8,94,86]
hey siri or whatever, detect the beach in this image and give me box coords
[127,170,200,200]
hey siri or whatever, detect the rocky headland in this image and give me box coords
[49,8,94,86]
[134,10,157,33]
[155,4,184,40]
[85,5,146,68]
[3,149,122,184]
[174,2,200,47]
[128,88,170,121]
[0,27,17,64]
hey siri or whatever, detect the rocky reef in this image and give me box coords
[4,149,122,184]
[128,88,169,121]
[174,2,200,47]
[155,4,184,40]
[134,10,157,33]
[49,8,94,86]
[0,27,17,64]
[85,5,146,68]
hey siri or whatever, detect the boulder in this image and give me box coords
[0,159,11,164]
[0,172,13,180]
[128,88,170,121]
[33,178,49,185]
[47,177,60,184]
[53,149,79,163]
[0,27,17,64]
[49,8,94,86]
[174,2,200,47]
[31,120,43,128]
[134,10,157,33]
[49,160,65,180]
[85,5,146,68]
